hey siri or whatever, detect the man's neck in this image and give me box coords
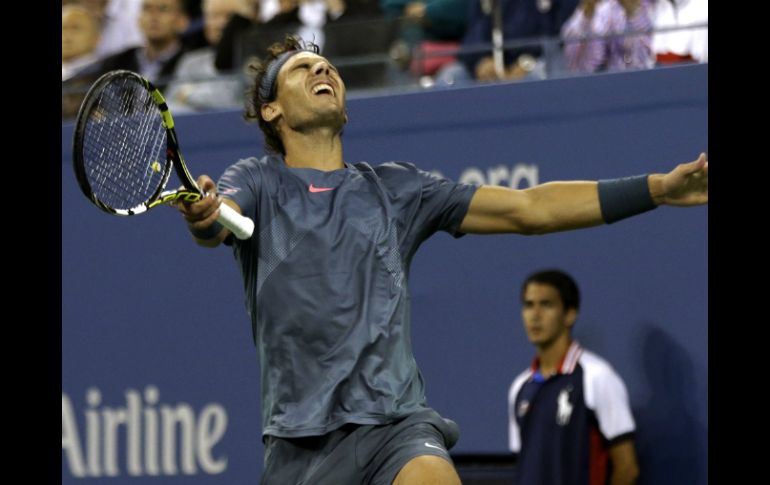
[283,131,344,171]
[535,335,572,377]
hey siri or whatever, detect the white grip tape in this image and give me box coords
[217,202,254,240]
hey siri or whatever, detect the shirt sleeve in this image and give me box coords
[587,364,636,442]
[412,166,479,238]
[507,371,530,454]
[217,158,260,223]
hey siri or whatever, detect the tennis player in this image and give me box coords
[176,36,707,485]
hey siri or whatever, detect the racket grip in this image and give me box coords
[217,202,254,240]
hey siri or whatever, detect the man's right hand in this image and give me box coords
[175,175,225,242]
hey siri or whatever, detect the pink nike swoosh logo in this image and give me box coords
[309,184,334,193]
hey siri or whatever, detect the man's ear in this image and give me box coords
[175,12,190,35]
[261,102,281,123]
[565,308,578,329]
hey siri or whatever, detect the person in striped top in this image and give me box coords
[562,0,654,73]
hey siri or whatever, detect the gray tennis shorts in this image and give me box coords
[260,408,460,485]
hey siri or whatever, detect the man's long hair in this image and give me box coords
[244,35,320,155]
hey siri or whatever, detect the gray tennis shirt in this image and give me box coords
[218,155,478,438]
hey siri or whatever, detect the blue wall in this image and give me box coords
[62,64,707,484]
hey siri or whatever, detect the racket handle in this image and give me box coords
[217,202,254,240]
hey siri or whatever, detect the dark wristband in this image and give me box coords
[190,221,224,240]
[597,175,657,224]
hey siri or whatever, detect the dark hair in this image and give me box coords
[520,269,581,312]
[244,35,320,155]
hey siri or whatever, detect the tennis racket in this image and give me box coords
[72,70,254,240]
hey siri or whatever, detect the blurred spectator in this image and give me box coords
[76,0,145,59]
[381,0,470,41]
[561,0,654,73]
[99,0,191,89]
[382,0,470,77]
[62,5,104,119]
[435,0,579,86]
[166,0,256,112]
[651,0,707,64]
[214,0,335,71]
[62,5,102,81]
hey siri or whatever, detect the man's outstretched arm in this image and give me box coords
[176,175,242,248]
[459,153,708,235]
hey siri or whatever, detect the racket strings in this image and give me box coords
[81,77,168,210]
